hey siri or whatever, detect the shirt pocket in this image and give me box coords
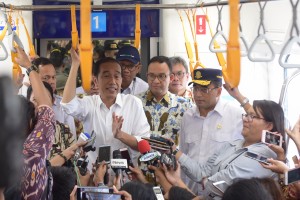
[210,127,234,143]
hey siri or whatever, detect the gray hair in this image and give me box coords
[169,56,189,73]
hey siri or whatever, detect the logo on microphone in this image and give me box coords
[140,152,161,162]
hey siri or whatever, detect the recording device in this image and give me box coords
[120,148,134,174]
[244,151,270,165]
[212,180,229,194]
[261,130,283,147]
[97,145,111,164]
[111,150,128,176]
[76,155,89,176]
[138,140,177,170]
[153,186,164,200]
[74,131,97,161]
[285,168,300,185]
[77,186,120,200]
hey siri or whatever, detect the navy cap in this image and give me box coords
[104,41,118,50]
[116,46,140,65]
[189,68,222,86]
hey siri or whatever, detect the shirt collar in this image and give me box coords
[146,90,171,104]
[98,93,123,108]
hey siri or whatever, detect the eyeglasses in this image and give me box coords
[147,73,169,82]
[120,63,139,71]
[172,71,186,79]
[192,86,218,94]
[242,114,266,122]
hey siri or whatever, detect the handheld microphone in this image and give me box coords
[74,131,96,160]
[112,150,127,176]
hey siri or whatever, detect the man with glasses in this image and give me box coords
[169,56,193,101]
[137,56,193,144]
[116,46,148,95]
[178,68,243,195]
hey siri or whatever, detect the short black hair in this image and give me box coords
[168,186,196,200]
[147,56,172,72]
[33,57,53,67]
[49,48,67,69]
[93,57,120,76]
[51,166,76,200]
[222,178,273,200]
[120,182,157,200]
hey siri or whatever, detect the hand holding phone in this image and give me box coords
[97,145,111,164]
[153,186,164,200]
[261,130,283,147]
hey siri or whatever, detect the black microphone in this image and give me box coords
[112,150,123,176]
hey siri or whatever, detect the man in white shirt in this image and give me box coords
[179,68,243,195]
[116,45,148,95]
[32,57,76,136]
[61,49,150,171]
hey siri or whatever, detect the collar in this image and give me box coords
[98,93,123,108]
[146,90,171,104]
[123,78,136,93]
[192,99,224,117]
[53,94,61,106]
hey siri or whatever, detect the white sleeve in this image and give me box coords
[60,96,90,122]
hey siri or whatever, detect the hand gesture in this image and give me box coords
[113,185,132,200]
[223,83,242,100]
[161,161,181,186]
[112,112,124,139]
[93,161,107,185]
[266,143,286,162]
[286,117,300,149]
[70,48,80,68]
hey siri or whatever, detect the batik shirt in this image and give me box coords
[137,90,193,144]
[21,106,55,200]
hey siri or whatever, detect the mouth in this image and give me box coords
[106,87,118,92]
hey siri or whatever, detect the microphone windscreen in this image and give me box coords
[113,149,122,159]
[138,139,151,154]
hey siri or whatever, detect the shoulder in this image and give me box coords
[135,90,148,100]
[217,99,243,114]
[37,105,55,117]
[135,77,148,85]
[122,94,143,106]
[248,143,277,158]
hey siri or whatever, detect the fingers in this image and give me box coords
[69,185,77,200]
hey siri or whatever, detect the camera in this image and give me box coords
[160,153,177,170]
[76,156,89,176]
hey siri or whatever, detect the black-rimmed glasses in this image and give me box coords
[147,73,169,82]
[172,71,186,79]
[192,87,218,94]
[242,114,265,122]
[120,63,139,71]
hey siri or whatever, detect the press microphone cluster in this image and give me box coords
[74,131,96,161]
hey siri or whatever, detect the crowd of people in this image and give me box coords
[1,40,300,200]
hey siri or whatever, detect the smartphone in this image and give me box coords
[153,186,164,200]
[98,145,111,164]
[285,168,300,185]
[120,148,134,174]
[261,130,283,147]
[77,186,120,200]
[212,180,229,194]
[244,151,270,165]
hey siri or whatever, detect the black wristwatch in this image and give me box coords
[26,64,39,76]
[172,146,179,156]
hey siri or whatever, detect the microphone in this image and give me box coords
[74,131,96,161]
[111,150,127,176]
[138,139,151,154]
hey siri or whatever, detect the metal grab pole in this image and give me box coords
[0,0,280,11]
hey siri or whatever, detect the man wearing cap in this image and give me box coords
[104,40,119,59]
[137,56,193,144]
[178,68,243,195]
[116,46,148,95]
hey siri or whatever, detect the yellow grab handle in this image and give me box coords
[0,24,8,41]
[226,0,240,88]
[80,0,92,92]
[134,4,141,49]
[20,16,36,57]
[11,51,22,82]
[71,5,79,50]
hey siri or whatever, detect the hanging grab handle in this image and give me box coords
[279,0,300,68]
[0,11,8,61]
[134,4,141,49]
[248,1,275,62]
[79,0,92,92]
[0,41,8,61]
[209,2,228,53]
[71,5,79,50]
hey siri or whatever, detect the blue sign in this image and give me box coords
[91,12,106,32]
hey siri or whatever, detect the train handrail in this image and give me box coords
[247,1,275,62]
[279,0,300,69]
[209,1,228,53]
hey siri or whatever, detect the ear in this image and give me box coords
[216,87,222,97]
[266,122,274,131]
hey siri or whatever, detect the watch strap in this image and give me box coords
[26,64,38,76]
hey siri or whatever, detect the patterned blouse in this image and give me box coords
[137,90,193,144]
[21,106,55,200]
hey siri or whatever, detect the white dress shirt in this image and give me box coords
[179,99,243,195]
[121,77,148,95]
[53,94,76,136]
[61,93,150,169]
